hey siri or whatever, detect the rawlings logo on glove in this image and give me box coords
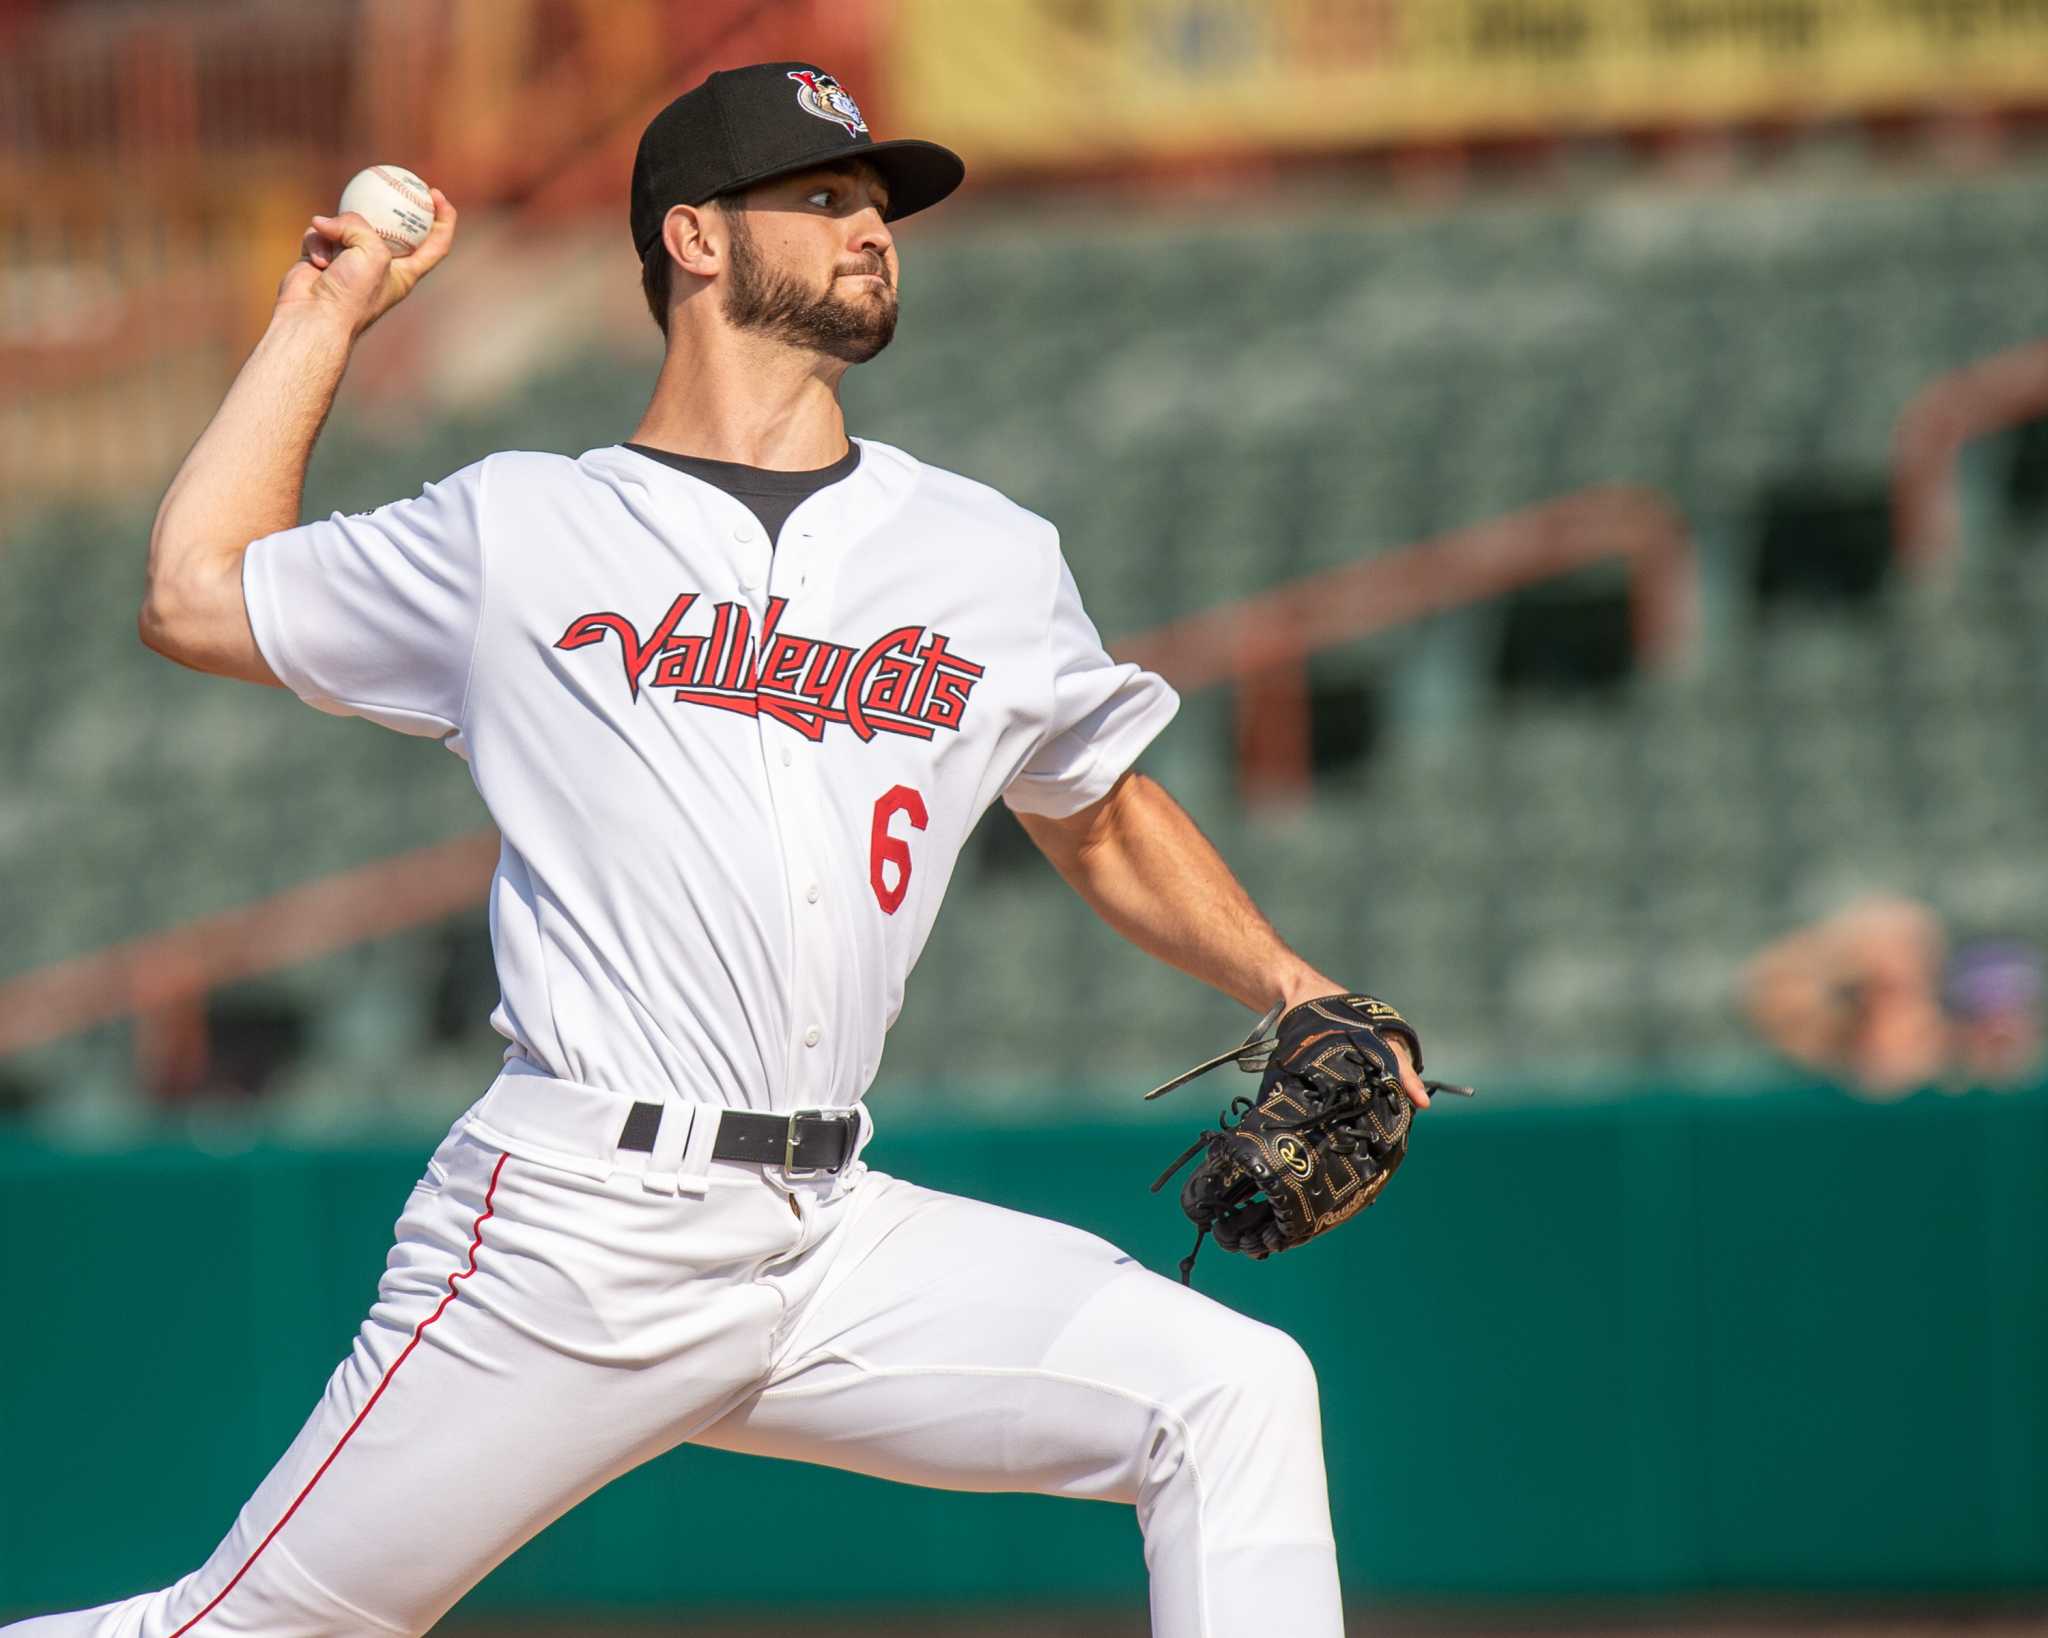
[1146,993,1473,1284]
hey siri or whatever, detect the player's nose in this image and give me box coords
[849,208,893,268]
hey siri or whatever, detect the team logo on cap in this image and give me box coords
[787,70,867,138]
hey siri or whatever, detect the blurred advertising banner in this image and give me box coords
[891,0,2048,164]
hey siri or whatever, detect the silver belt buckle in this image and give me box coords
[781,1107,857,1181]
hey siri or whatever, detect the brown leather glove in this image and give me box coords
[1148,994,1472,1284]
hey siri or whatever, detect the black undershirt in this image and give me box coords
[623,441,862,547]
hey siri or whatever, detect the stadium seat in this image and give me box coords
[14,160,2048,1113]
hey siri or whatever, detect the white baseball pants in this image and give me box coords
[6,1087,1342,1638]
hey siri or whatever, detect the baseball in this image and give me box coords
[337,164,435,255]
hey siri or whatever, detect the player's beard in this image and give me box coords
[721,207,897,364]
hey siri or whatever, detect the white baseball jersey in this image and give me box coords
[241,438,1179,1112]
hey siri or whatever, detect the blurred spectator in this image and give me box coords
[1743,895,2045,1097]
[1947,938,2045,1087]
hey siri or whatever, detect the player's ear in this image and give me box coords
[663,202,721,281]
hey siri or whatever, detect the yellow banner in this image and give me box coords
[891,0,2048,165]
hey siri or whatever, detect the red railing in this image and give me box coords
[1117,485,1694,801]
[1893,336,2048,570]
[0,484,1696,1088]
[0,832,502,1097]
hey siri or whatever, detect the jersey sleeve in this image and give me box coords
[1002,550,1180,819]
[241,458,489,739]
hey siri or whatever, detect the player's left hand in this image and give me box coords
[1146,992,1474,1283]
[1277,978,1425,1105]
[1379,1020,1430,1109]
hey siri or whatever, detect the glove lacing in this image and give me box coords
[1150,1083,1351,1286]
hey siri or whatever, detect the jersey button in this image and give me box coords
[803,1026,821,1048]
[780,746,793,767]
[734,521,756,543]
[805,882,820,904]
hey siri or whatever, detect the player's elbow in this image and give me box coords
[138,584,176,660]
[138,575,203,668]
[137,553,267,683]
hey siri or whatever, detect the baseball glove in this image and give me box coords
[1147,994,1472,1284]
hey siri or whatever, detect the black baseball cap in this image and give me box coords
[631,62,964,259]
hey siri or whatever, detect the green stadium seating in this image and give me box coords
[8,157,2048,1120]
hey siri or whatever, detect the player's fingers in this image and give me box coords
[405,188,459,272]
[299,225,336,269]
[310,211,394,268]
[1387,1034,1430,1108]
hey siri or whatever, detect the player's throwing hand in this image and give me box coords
[278,188,457,336]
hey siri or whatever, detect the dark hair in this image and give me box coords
[641,237,673,337]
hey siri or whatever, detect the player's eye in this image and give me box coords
[807,189,834,208]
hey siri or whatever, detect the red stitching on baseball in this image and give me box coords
[167,1152,508,1636]
[370,165,432,213]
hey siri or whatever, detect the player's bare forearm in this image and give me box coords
[1016,771,1337,1015]
[1021,772,1434,1107]
[142,304,355,683]
[142,192,457,683]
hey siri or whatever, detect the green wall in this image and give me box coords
[3,1085,2045,1622]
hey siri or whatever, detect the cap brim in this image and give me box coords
[861,139,966,221]
[697,138,965,228]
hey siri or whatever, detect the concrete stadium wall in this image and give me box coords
[2,1085,2044,1622]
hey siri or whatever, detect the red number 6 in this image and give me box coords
[869,784,928,915]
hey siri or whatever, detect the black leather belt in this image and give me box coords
[616,1102,857,1174]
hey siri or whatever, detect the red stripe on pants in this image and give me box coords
[169,1151,509,1636]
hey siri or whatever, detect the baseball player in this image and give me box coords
[9,63,1433,1638]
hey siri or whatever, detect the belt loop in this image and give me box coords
[641,1102,694,1197]
[676,1103,721,1197]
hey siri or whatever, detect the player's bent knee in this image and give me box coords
[1138,1300,1323,1448]
[1128,1314,1333,1547]
[1196,1319,1326,1459]
[1209,1314,1321,1412]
